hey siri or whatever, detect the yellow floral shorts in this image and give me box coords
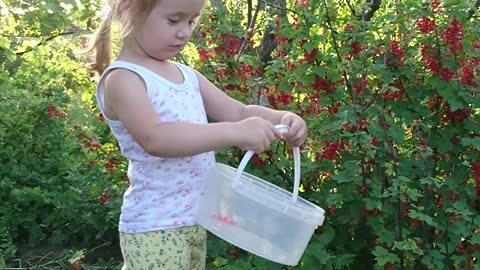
[119,226,207,270]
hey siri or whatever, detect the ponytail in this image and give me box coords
[82,0,157,75]
[84,14,113,75]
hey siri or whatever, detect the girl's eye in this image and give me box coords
[168,19,179,24]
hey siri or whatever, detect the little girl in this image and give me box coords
[85,0,307,269]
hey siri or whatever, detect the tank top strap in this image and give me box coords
[175,63,199,89]
[96,62,154,124]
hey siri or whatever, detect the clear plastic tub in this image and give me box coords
[197,130,325,266]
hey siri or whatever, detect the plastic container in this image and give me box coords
[196,125,325,266]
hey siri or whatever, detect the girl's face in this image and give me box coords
[131,0,205,60]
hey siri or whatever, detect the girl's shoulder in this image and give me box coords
[170,61,200,83]
[171,61,196,74]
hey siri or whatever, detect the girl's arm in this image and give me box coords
[103,69,279,158]
[195,70,308,146]
[195,70,287,124]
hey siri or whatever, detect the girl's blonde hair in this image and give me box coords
[84,0,157,74]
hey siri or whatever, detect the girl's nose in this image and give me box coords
[177,24,191,39]
[176,31,187,39]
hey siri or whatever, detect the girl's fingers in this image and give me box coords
[286,127,307,146]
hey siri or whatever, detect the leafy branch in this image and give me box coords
[258,0,298,15]
[362,0,382,21]
[236,0,262,61]
[0,30,88,56]
[321,0,358,105]
[468,0,480,19]
[344,0,357,17]
[344,0,382,20]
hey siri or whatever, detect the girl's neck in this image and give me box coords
[117,37,169,65]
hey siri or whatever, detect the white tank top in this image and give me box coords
[96,61,215,233]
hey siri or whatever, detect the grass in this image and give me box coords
[5,243,123,270]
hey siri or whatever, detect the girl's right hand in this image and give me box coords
[232,117,282,153]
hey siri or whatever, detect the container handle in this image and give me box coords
[232,124,301,202]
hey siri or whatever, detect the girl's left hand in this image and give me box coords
[280,112,308,146]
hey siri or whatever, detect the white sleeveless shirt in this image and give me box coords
[96,61,215,233]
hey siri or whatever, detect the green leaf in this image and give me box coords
[296,64,310,76]
[421,249,446,269]
[305,240,331,264]
[68,249,86,264]
[372,246,400,266]
[460,137,480,151]
[303,42,318,53]
[392,239,424,255]
[212,257,228,267]
[372,246,389,257]
[436,80,464,111]
[302,255,321,270]
[364,198,383,210]
[469,232,480,246]
[0,254,5,270]
[453,201,474,217]
[405,188,422,201]
[434,136,454,153]
[331,161,361,183]
[409,208,434,226]
[223,259,252,270]
[388,124,406,144]
[252,256,283,270]
[334,254,356,269]
[312,66,325,77]
[419,177,442,189]
[317,226,335,245]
